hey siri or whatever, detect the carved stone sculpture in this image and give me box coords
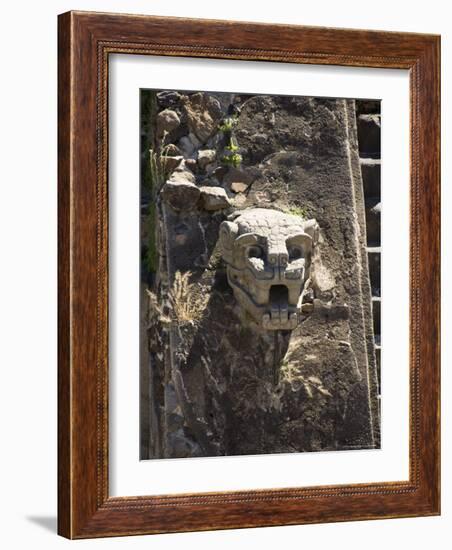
[220,208,319,330]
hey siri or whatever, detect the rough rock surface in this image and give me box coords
[164,143,182,156]
[161,155,184,172]
[156,109,180,139]
[161,178,200,211]
[157,90,182,109]
[230,181,248,193]
[182,93,223,143]
[141,90,380,459]
[223,166,253,193]
[168,168,196,184]
[197,149,216,169]
[199,186,231,211]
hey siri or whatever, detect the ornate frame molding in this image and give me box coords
[58,11,440,538]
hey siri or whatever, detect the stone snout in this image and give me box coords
[220,208,318,330]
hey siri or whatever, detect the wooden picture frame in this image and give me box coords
[58,11,440,539]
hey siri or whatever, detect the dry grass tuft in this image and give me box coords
[169,271,209,325]
[149,131,172,196]
[147,271,209,327]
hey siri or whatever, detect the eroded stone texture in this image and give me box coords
[161,176,200,212]
[223,166,253,193]
[161,155,184,172]
[156,109,180,139]
[143,91,380,459]
[182,92,223,144]
[197,149,216,169]
[200,186,231,211]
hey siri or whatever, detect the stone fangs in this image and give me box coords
[220,208,319,331]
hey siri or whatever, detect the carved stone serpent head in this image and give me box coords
[219,208,319,330]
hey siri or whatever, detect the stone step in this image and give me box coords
[372,297,381,338]
[365,198,381,246]
[356,99,381,115]
[367,246,381,297]
[360,158,381,199]
[357,114,381,158]
[374,343,381,395]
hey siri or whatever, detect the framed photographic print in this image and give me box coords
[58,11,440,538]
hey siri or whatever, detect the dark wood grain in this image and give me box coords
[57,11,72,539]
[58,10,440,539]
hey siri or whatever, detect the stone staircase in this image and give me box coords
[356,102,381,398]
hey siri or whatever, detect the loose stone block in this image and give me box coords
[156,109,180,139]
[161,155,184,173]
[182,92,223,143]
[199,186,231,211]
[230,181,248,193]
[161,177,200,211]
[223,166,253,193]
[164,143,182,156]
[156,90,181,108]
[197,149,216,169]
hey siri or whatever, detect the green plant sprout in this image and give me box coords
[221,135,243,168]
[222,151,243,168]
[285,205,308,219]
[218,116,238,134]
[219,113,243,168]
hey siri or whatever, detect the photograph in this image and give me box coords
[139,89,382,460]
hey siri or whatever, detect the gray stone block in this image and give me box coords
[199,186,231,211]
[367,247,381,296]
[360,158,381,198]
[375,344,381,395]
[357,114,381,158]
[365,199,381,246]
[161,177,200,211]
[372,297,381,337]
[356,99,381,115]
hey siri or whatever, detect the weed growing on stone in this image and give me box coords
[169,271,210,325]
[218,116,238,134]
[149,271,211,326]
[219,115,243,168]
[285,205,308,219]
[222,139,243,168]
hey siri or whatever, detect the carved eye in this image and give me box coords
[248,246,264,259]
[288,246,303,261]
